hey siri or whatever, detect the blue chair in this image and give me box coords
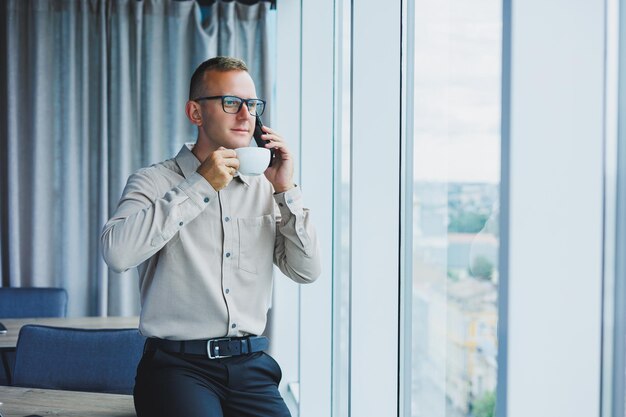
[0,287,68,386]
[0,287,68,318]
[12,325,145,394]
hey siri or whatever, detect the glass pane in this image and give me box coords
[410,0,502,416]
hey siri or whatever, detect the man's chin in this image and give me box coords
[226,138,252,149]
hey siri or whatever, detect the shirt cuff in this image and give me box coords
[274,185,303,219]
[178,172,218,209]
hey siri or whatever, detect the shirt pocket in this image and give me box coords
[238,214,276,274]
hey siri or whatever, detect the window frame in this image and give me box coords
[275,1,403,416]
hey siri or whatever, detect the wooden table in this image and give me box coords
[0,316,140,350]
[0,386,135,416]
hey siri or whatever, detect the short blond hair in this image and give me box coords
[189,57,249,100]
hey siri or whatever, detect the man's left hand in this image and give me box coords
[261,126,295,194]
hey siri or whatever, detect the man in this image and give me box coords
[101,56,321,417]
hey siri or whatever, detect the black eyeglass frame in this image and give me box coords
[192,95,267,116]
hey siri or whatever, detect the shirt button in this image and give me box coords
[225,217,230,222]
[225,252,231,258]
[204,197,209,203]
[287,199,293,204]
[225,288,230,294]
[231,323,237,329]
[179,221,183,226]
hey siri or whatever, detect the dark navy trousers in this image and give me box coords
[133,347,291,417]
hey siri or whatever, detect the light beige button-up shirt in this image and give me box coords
[101,144,320,340]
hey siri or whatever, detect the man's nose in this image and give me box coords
[236,103,251,119]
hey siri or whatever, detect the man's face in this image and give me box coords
[196,70,258,150]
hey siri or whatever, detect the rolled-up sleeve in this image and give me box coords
[101,169,217,273]
[273,186,321,283]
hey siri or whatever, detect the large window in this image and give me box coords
[281,1,608,416]
[410,0,502,416]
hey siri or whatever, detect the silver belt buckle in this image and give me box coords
[207,338,232,359]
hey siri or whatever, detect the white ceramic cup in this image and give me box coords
[235,147,271,176]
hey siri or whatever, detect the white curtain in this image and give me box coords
[1,0,274,316]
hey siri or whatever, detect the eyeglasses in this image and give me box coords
[193,95,266,116]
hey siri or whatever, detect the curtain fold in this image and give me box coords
[1,0,272,316]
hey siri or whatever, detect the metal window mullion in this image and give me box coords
[349,0,402,416]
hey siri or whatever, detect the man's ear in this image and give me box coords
[185,101,202,126]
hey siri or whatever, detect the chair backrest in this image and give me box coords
[0,287,68,318]
[12,325,145,394]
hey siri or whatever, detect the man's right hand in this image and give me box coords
[196,147,240,191]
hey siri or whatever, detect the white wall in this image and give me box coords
[506,1,605,416]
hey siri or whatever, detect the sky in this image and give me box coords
[336,0,502,185]
[413,0,502,184]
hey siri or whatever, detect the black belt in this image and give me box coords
[145,335,269,359]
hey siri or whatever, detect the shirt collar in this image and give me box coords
[175,144,250,186]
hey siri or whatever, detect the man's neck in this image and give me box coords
[191,138,219,163]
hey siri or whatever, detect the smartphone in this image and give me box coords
[253,116,274,167]
[0,322,6,335]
